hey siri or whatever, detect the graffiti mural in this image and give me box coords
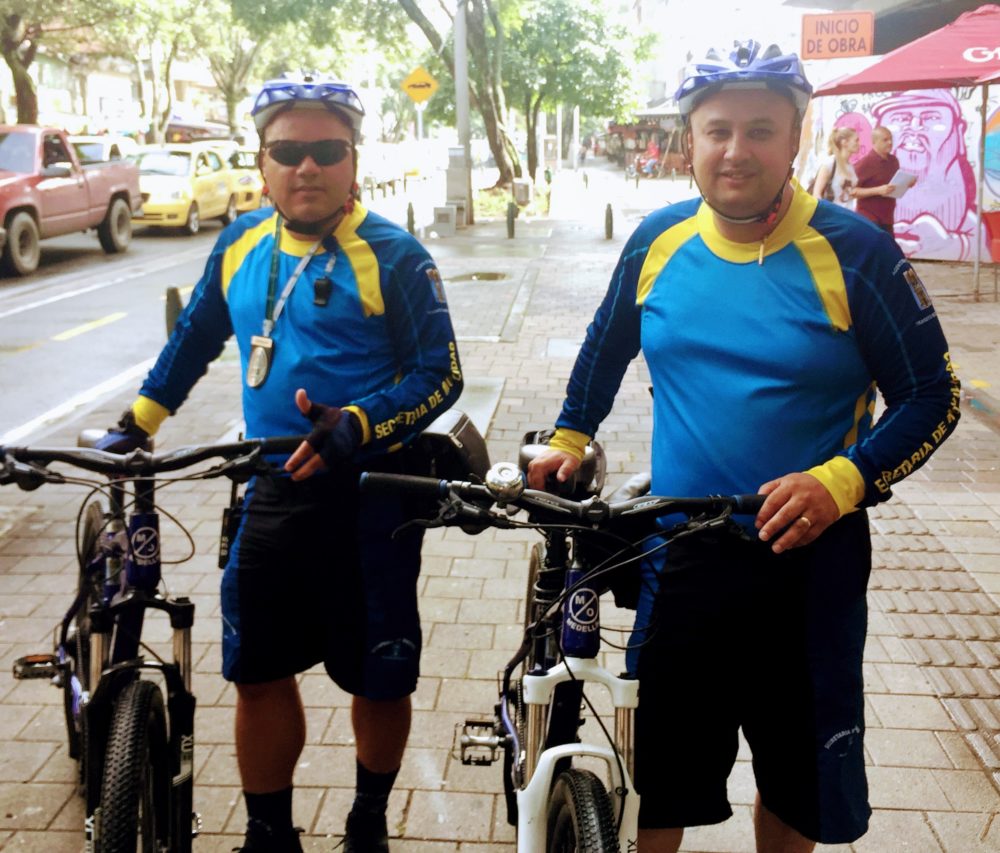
[804,86,999,261]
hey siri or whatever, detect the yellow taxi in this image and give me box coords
[224,147,266,212]
[133,142,239,234]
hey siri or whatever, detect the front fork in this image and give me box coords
[519,658,639,851]
[83,595,198,851]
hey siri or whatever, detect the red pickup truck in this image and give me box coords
[0,125,142,276]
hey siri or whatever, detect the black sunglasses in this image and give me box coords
[265,138,352,167]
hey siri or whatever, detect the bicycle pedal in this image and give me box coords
[12,653,62,681]
[454,719,503,766]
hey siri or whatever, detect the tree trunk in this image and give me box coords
[9,55,38,124]
[398,0,519,187]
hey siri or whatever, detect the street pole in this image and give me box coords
[455,0,474,224]
[573,105,580,170]
[555,104,562,171]
[415,102,424,140]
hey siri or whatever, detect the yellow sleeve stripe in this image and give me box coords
[549,428,591,461]
[806,456,865,517]
[843,384,874,449]
[793,227,851,332]
[221,212,279,299]
[344,405,370,445]
[336,204,383,318]
[637,217,699,305]
[132,396,171,435]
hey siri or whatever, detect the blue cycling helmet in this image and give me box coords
[674,40,812,120]
[252,76,365,140]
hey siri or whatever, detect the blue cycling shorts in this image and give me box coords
[220,454,427,700]
[632,511,872,844]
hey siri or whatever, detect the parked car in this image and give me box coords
[217,144,265,213]
[69,134,140,164]
[0,125,142,276]
[132,142,238,234]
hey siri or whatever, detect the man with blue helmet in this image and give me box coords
[96,76,463,852]
[528,41,959,852]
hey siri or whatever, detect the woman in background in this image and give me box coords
[812,127,859,209]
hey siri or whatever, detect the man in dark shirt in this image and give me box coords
[853,126,902,234]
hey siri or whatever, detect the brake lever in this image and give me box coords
[0,458,60,491]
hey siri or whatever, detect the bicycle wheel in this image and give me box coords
[66,501,106,777]
[545,769,620,853]
[98,680,171,853]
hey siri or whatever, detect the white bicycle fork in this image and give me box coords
[516,656,640,852]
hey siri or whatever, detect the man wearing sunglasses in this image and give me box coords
[94,77,464,853]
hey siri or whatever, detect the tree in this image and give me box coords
[0,0,122,123]
[94,0,203,142]
[503,0,653,181]
[190,0,262,135]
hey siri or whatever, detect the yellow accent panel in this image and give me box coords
[344,405,370,445]
[697,182,819,263]
[793,228,851,332]
[637,218,699,304]
[336,203,384,317]
[843,385,873,449]
[549,428,590,461]
[806,457,865,517]
[132,396,171,435]
[221,213,279,298]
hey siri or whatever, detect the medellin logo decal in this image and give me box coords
[902,266,932,310]
[426,267,447,304]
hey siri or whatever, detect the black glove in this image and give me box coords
[306,403,362,467]
[94,409,151,454]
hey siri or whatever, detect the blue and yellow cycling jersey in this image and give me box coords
[133,203,463,455]
[554,185,960,514]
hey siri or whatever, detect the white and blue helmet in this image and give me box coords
[675,41,812,120]
[251,76,365,141]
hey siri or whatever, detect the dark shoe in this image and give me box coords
[340,810,389,853]
[233,818,305,852]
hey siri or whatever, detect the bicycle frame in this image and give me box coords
[60,453,198,850]
[360,462,764,853]
[3,434,302,853]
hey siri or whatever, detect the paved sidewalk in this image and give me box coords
[1,167,999,851]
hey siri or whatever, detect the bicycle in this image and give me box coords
[359,438,765,853]
[1,433,302,853]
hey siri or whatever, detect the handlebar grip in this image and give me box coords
[733,493,766,514]
[359,472,448,499]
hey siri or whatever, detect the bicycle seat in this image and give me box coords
[517,429,606,499]
[413,409,490,481]
[78,428,154,452]
[605,471,651,503]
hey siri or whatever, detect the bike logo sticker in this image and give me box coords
[130,526,160,565]
[567,590,599,628]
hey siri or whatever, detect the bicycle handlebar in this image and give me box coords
[0,435,308,490]
[359,470,765,527]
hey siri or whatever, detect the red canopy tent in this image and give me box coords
[813,4,1000,298]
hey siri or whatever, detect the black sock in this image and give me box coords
[351,760,399,816]
[244,786,294,832]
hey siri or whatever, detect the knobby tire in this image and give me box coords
[68,501,106,790]
[546,769,620,853]
[98,679,171,853]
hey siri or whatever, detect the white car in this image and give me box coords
[69,135,140,163]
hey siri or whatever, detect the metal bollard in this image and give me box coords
[165,286,184,338]
[407,202,415,235]
[605,204,613,240]
[507,201,517,239]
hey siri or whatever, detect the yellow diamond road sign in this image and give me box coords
[402,67,438,104]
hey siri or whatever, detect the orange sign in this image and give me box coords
[401,67,439,104]
[801,12,874,60]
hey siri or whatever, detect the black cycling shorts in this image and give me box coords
[633,511,872,844]
[220,451,428,700]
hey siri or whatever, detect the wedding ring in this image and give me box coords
[798,515,811,528]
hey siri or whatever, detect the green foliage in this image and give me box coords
[503,0,653,122]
